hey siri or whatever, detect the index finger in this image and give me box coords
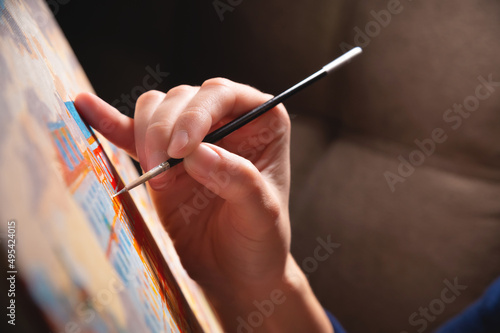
[75,92,137,158]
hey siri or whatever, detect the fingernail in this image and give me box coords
[188,144,220,179]
[168,130,189,157]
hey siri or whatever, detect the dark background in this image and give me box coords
[49,0,350,119]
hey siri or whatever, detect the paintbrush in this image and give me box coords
[113,47,362,197]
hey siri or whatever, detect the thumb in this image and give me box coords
[183,143,281,234]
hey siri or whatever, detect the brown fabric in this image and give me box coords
[292,136,500,332]
[288,1,500,332]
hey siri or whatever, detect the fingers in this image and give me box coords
[159,78,272,159]
[74,92,136,158]
[183,143,282,234]
[142,78,274,190]
[76,79,287,195]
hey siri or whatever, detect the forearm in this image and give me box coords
[204,254,334,333]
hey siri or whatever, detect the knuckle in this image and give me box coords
[166,85,195,98]
[201,77,233,89]
[136,90,163,108]
[200,78,236,112]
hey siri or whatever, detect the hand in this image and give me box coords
[75,78,332,332]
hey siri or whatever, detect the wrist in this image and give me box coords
[205,254,333,333]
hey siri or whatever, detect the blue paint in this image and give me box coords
[65,101,92,140]
[53,135,74,171]
[60,131,80,166]
[47,120,65,131]
[48,120,84,169]
[0,0,5,20]
[70,134,85,160]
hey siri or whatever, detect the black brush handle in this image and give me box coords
[164,69,328,169]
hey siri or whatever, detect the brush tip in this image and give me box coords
[112,188,126,198]
[323,47,363,74]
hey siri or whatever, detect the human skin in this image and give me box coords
[75,78,333,333]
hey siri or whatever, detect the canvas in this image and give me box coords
[0,0,221,331]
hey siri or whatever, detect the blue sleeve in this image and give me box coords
[324,277,500,333]
[324,309,348,333]
[435,276,500,333]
